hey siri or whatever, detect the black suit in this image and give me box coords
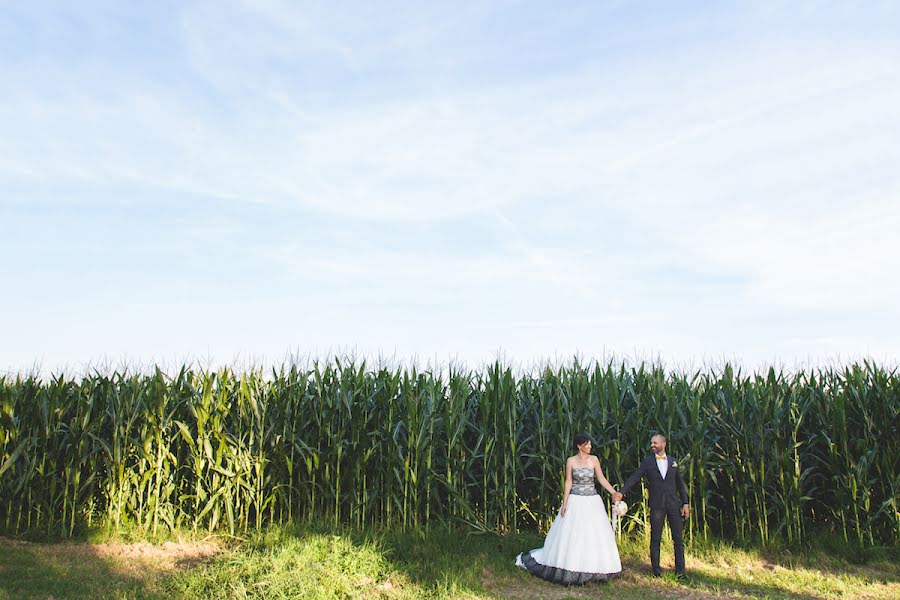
[620,455,690,575]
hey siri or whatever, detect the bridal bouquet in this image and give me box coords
[611,500,628,531]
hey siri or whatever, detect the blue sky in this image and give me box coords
[2,1,899,374]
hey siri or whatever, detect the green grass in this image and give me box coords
[2,526,897,599]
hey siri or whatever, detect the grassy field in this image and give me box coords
[2,526,897,599]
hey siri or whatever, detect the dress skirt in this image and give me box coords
[516,494,622,585]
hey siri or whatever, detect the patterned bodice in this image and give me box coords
[571,466,598,496]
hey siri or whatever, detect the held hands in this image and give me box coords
[681,504,690,520]
[612,491,623,502]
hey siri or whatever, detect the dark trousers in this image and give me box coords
[650,504,685,574]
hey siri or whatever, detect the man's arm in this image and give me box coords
[618,458,647,498]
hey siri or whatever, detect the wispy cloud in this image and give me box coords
[2,2,899,373]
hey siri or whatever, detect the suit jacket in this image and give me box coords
[620,454,690,510]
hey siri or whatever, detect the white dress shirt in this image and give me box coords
[656,454,668,479]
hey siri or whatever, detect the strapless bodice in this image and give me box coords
[571,466,598,496]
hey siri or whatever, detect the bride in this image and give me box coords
[516,434,623,585]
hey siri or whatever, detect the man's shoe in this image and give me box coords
[675,572,687,581]
[652,570,662,578]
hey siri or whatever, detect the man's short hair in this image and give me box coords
[652,434,667,443]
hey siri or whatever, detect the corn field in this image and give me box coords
[1,360,897,546]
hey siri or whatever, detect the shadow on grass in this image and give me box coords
[377,528,537,584]
[0,536,161,600]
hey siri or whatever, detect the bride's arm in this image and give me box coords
[561,458,573,515]
[594,458,617,496]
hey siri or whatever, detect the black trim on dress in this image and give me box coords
[517,551,622,586]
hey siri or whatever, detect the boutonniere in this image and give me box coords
[672,462,678,468]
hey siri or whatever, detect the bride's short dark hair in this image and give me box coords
[573,433,591,450]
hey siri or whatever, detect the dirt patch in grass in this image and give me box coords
[88,540,220,573]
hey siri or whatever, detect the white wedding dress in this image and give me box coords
[516,467,622,585]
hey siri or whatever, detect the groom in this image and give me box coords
[613,434,690,578]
